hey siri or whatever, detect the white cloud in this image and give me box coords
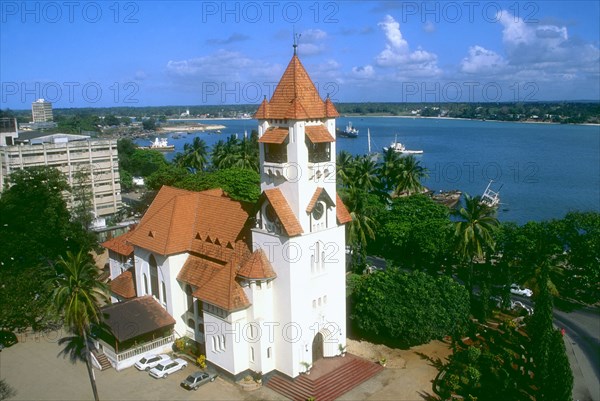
[460,46,507,74]
[297,29,328,56]
[374,15,441,78]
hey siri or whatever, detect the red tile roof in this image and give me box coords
[178,254,250,312]
[258,127,289,144]
[305,125,335,143]
[238,249,276,280]
[127,186,251,256]
[263,188,303,237]
[306,187,335,213]
[109,270,136,299]
[254,55,339,120]
[102,230,135,256]
[336,194,353,224]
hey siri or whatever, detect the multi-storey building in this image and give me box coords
[31,99,53,122]
[0,132,122,217]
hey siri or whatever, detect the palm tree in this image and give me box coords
[343,186,377,271]
[378,147,402,193]
[177,137,208,172]
[351,155,380,193]
[393,155,428,196]
[49,250,108,401]
[336,150,354,187]
[453,194,500,298]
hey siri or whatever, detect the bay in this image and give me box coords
[136,117,600,225]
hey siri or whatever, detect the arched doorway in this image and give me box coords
[312,332,324,363]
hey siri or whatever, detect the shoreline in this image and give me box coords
[171,115,599,127]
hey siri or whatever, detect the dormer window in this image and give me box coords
[265,143,287,163]
[259,127,289,164]
[305,125,334,163]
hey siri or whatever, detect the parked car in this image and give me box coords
[510,284,533,297]
[148,358,187,379]
[180,371,218,390]
[0,330,18,351]
[134,354,170,371]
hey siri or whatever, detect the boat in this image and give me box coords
[385,134,423,154]
[430,189,462,208]
[339,122,359,138]
[367,128,380,161]
[480,180,502,208]
[139,137,175,151]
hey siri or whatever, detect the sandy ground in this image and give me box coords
[0,330,451,401]
[339,338,452,400]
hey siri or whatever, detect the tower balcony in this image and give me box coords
[308,161,335,182]
[263,161,296,181]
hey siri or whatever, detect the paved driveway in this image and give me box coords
[0,330,284,401]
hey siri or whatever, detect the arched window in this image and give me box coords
[161,281,167,307]
[149,255,159,299]
[143,274,149,295]
[185,285,194,312]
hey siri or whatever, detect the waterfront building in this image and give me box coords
[101,48,351,378]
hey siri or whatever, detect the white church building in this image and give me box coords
[101,48,351,379]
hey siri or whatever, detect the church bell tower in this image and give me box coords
[251,46,351,378]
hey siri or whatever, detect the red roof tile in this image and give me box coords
[102,230,134,256]
[258,127,289,144]
[178,254,250,312]
[238,249,276,280]
[336,194,353,224]
[109,270,136,299]
[306,125,335,143]
[127,186,251,256]
[263,189,303,237]
[253,55,339,120]
[306,187,335,212]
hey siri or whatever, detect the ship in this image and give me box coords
[430,189,462,208]
[480,180,501,208]
[138,137,175,151]
[339,122,359,138]
[384,134,423,154]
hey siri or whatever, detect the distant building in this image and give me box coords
[0,117,18,146]
[0,131,122,218]
[31,99,53,122]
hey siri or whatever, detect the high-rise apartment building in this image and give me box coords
[31,99,53,122]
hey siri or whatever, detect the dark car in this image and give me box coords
[0,330,18,351]
[180,371,217,390]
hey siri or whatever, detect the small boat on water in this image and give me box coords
[339,122,359,138]
[480,180,502,208]
[385,134,423,154]
[139,137,175,151]
[430,189,462,208]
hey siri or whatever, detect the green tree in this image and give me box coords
[393,155,428,196]
[48,250,108,401]
[342,186,377,271]
[124,149,168,177]
[142,117,156,131]
[375,194,452,270]
[145,164,190,191]
[175,168,260,203]
[336,150,354,188]
[350,269,469,346]
[174,137,209,172]
[542,329,574,401]
[453,194,500,304]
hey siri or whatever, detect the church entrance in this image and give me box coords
[312,332,324,363]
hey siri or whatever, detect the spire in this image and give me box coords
[252,51,339,120]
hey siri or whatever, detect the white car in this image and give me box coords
[510,284,533,297]
[134,354,170,371]
[148,358,187,379]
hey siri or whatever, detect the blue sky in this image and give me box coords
[1,1,599,109]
